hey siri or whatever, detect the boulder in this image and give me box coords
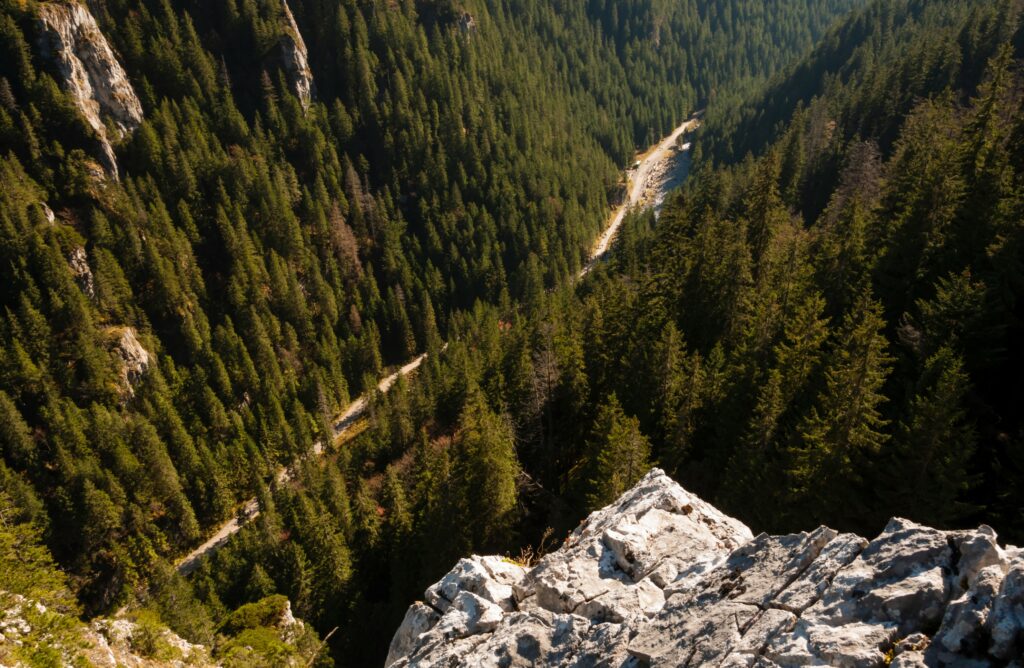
[988,551,1024,660]
[387,469,1021,667]
[386,603,439,667]
[424,556,526,613]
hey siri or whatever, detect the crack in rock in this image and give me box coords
[386,469,1023,668]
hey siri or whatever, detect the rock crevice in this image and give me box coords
[387,469,1024,667]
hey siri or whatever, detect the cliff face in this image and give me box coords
[278,0,314,109]
[36,1,143,178]
[386,469,1024,667]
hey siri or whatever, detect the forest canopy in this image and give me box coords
[8,0,1022,665]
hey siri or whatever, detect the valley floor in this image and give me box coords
[176,115,700,576]
[582,116,699,276]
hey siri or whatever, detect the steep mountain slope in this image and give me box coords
[0,490,327,667]
[387,469,1024,667]
[0,0,865,664]
[561,0,1024,540]
[330,3,1024,664]
[701,0,1023,166]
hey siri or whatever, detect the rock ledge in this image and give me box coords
[386,469,1024,667]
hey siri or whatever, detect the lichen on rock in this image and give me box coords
[386,468,1024,667]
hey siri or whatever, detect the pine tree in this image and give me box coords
[585,394,652,510]
[244,564,277,601]
[0,492,77,613]
[656,324,706,476]
[722,293,830,526]
[788,289,892,525]
[454,386,519,549]
[812,141,882,314]
[0,390,34,466]
[883,347,977,527]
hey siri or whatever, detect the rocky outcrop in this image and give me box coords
[40,202,56,223]
[111,327,150,397]
[458,12,478,35]
[1,590,320,666]
[279,0,314,109]
[36,1,143,178]
[1,591,210,667]
[387,469,1024,667]
[68,245,95,299]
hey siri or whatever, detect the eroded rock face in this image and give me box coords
[68,245,95,299]
[386,469,1024,667]
[279,0,314,109]
[112,327,150,397]
[37,1,143,178]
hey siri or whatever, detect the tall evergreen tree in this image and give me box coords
[585,394,652,511]
[788,290,892,526]
[883,347,977,527]
[454,386,520,550]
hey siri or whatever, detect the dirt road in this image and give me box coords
[581,117,699,276]
[176,352,431,574]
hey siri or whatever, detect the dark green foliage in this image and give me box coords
[0,492,78,614]
[6,0,970,664]
[219,594,292,635]
[528,0,1024,543]
[584,393,652,510]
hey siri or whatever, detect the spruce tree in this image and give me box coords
[586,394,652,510]
[884,347,977,527]
[454,386,519,550]
[788,289,892,525]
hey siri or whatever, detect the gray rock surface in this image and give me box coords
[279,0,315,108]
[68,245,95,299]
[36,1,143,178]
[111,327,150,397]
[386,469,1023,667]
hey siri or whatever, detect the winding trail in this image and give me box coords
[581,116,700,276]
[176,117,699,575]
[176,352,431,575]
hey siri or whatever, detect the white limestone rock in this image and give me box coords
[111,327,150,397]
[36,1,143,178]
[278,0,315,108]
[933,564,1003,655]
[988,550,1024,660]
[424,555,526,613]
[68,245,95,299]
[774,533,868,613]
[386,602,439,667]
[387,469,1022,668]
[523,468,752,622]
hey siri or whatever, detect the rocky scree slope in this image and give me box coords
[386,469,1024,667]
